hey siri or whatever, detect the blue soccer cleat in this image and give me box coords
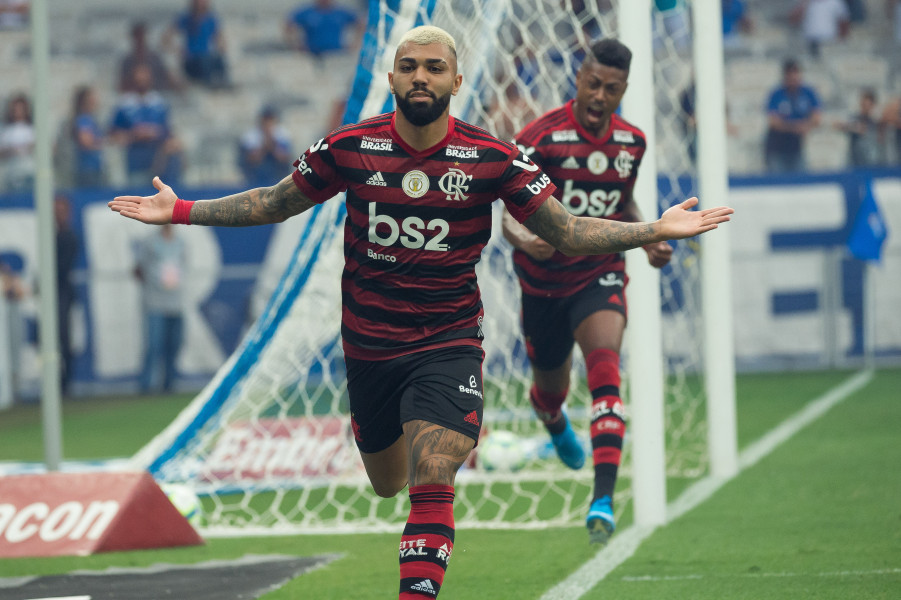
[549,413,585,470]
[586,495,616,545]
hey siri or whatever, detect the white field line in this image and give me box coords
[539,369,875,600]
[23,596,91,600]
[620,567,901,582]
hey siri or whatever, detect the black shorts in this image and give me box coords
[521,271,628,371]
[345,345,485,454]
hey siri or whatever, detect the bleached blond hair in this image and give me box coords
[396,25,457,58]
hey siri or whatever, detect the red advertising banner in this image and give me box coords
[0,471,203,558]
[200,416,364,484]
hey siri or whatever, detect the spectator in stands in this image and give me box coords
[54,194,78,396]
[109,64,184,187]
[0,93,35,193]
[722,0,753,48]
[844,0,866,22]
[833,88,884,167]
[70,86,106,188]
[0,260,24,302]
[882,93,901,164]
[285,0,362,58]
[134,223,186,393]
[0,0,28,29]
[238,105,293,186]
[119,21,182,94]
[764,59,822,173]
[790,0,851,59]
[165,0,229,88]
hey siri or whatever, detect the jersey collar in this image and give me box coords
[390,112,457,158]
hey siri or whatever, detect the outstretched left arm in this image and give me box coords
[523,195,732,256]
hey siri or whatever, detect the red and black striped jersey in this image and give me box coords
[292,112,555,360]
[512,100,646,298]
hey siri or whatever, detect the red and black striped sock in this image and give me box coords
[529,384,569,435]
[398,484,455,598]
[586,348,626,500]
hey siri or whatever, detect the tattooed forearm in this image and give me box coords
[404,420,475,487]
[524,197,661,255]
[189,176,316,226]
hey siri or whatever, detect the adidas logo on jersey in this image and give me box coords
[561,156,579,169]
[410,579,438,595]
[366,171,387,186]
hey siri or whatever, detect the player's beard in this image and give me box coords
[394,87,452,126]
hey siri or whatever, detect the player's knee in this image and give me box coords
[369,476,408,498]
[411,457,458,487]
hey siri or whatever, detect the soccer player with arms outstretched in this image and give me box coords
[502,38,669,545]
[109,26,731,599]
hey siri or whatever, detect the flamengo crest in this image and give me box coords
[438,167,472,201]
[614,149,635,178]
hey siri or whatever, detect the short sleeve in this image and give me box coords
[497,147,556,223]
[291,135,346,204]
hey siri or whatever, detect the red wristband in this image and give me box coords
[172,198,194,225]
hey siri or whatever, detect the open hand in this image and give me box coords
[107,176,178,224]
[658,198,733,240]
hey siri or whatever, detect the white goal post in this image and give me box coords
[131,0,735,536]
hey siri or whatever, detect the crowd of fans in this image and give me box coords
[1,0,900,193]
[0,0,365,194]
[0,0,899,400]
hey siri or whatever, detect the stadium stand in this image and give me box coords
[0,0,362,189]
[1,0,898,184]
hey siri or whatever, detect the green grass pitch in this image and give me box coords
[1,368,899,598]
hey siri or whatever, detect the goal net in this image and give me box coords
[132,0,705,535]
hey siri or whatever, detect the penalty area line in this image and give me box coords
[538,369,874,600]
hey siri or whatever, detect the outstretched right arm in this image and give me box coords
[107,175,317,226]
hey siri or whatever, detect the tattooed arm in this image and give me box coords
[108,175,317,226]
[523,195,732,256]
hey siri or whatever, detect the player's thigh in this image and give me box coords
[403,419,475,487]
[346,354,409,496]
[574,310,626,354]
[570,271,628,353]
[521,293,575,372]
[398,346,484,485]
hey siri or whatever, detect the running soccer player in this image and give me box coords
[502,38,670,546]
[109,26,732,599]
